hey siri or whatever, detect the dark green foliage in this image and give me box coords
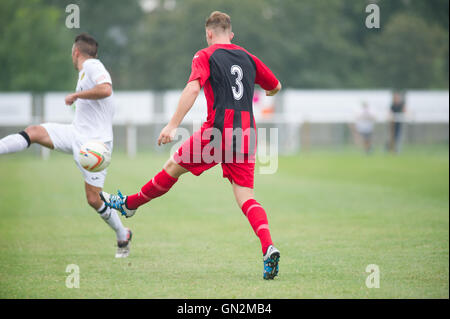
[0,0,448,91]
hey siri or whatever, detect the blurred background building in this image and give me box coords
[0,0,448,156]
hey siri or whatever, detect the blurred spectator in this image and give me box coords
[389,92,406,153]
[354,102,376,154]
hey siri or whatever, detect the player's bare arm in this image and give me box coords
[65,83,112,105]
[157,80,201,145]
[265,81,282,96]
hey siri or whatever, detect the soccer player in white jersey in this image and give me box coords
[0,33,131,258]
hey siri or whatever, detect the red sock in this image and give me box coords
[126,169,178,209]
[241,199,273,254]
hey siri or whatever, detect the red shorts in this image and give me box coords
[173,127,256,188]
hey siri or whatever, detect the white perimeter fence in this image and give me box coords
[0,89,448,156]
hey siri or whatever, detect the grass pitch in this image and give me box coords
[0,146,448,298]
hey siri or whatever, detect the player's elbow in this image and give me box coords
[190,86,201,97]
[103,85,112,97]
[186,80,201,96]
[98,84,112,98]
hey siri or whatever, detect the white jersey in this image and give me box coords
[73,59,114,142]
[355,108,375,134]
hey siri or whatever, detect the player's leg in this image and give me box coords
[85,182,131,257]
[232,183,274,254]
[0,125,54,154]
[394,121,402,153]
[363,133,372,154]
[85,182,129,240]
[232,182,280,280]
[388,121,396,152]
[223,162,274,253]
[224,159,280,279]
[71,134,130,258]
[164,156,190,178]
[100,129,215,217]
[125,157,187,208]
[24,125,55,148]
[100,156,187,217]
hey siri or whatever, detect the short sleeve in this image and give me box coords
[251,55,279,91]
[188,50,210,88]
[85,60,112,85]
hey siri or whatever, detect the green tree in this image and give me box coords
[44,0,144,89]
[129,0,276,90]
[130,0,369,89]
[367,13,449,89]
[1,0,448,92]
[376,0,449,31]
[0,0,74,91]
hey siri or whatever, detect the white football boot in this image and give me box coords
[115,228,132,258]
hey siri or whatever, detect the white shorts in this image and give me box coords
[41,123,112,188]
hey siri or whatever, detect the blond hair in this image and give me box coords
[205,11,232,33]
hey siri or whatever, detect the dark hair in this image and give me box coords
[74,33,98,58]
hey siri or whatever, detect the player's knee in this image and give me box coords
[86,192,101,208]
[163,158,186,179]
[232,184,254,208]
[236,196,253,209]
[24,125,40,143]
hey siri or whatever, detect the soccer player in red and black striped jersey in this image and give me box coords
[101,11,282,279]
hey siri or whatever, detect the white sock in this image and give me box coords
[97,203,128,241]
[0,133,29,154]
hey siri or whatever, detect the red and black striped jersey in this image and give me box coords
[188,43,279,133]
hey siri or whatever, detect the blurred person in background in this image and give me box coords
[355,101,376,154]
[388,92,407,153]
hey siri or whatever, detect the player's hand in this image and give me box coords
[158,124,177,146]
[65,93,78,106]
[265,89,278,96]
[265,81,282,96]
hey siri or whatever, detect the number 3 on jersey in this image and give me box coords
[231,65,244,100]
